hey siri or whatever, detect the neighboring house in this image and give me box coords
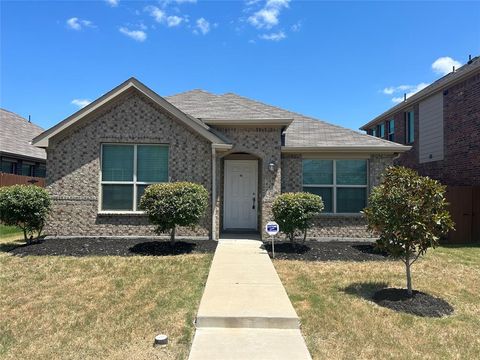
[360,56,480,243]
[32,78,409,240]
[0,109,46,185]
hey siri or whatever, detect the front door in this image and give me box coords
[224,160,258,230]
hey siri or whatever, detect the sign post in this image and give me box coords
[265,221,280,259]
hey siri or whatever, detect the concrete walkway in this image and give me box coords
[188,239,311,360]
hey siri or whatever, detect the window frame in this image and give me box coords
[405,110,414,144]
[302,159,369,215]
[387,119,395,141]
[99,143,169,214]
[376,123,385,138]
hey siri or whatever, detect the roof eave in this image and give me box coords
[281,145,411,154]
[202,118,294,126]
[360,63,480,130]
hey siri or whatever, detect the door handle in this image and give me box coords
[252,194,256,210]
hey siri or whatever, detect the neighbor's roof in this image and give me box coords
[361,55,480,130]
[0,108,46,160]
[166,90,409,153]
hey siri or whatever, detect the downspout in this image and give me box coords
[211,144,217,240]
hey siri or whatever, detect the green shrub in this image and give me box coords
[272,192,324,243]
[363,166,454,296]
[0,185,51,243]
[140,182,209,246]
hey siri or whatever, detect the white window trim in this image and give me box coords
[98,143,169,214]
[302,159,369,215]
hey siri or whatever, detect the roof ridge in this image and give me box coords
[221,93,405,147]
[165,88,216,98]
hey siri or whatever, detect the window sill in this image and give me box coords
[97,211,147,216]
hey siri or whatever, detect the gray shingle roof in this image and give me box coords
[0,109,46,160]
[166,91,407,149]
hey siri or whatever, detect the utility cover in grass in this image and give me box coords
[372,288,454,317]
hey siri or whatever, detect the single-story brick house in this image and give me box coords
[32,78,410,240]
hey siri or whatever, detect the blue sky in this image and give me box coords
[1,0,479,131]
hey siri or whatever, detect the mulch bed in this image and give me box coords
[263,241,391,262]
[6,237,217,257]
[372,288,454,317]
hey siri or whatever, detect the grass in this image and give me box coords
[0,224,23,238]
[275,244,480,360]
[0,234,212,360]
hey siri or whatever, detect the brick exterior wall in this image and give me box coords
[365,72,480,186]
[280,153,393,238]
[45,90,212,237]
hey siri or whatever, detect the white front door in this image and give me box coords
[224,160,258,230]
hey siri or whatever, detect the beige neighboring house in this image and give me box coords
[32,78,409,240]
[0,109,46,185]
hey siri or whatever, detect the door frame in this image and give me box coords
[223,159,258,231]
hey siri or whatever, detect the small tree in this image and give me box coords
[272,192,324,243]
[0,185,51,244]
[140,182,209,246]
[363,166,454,296]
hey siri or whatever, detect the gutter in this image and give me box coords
[281,145,411,154]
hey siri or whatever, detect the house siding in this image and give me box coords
[45,91,212,237]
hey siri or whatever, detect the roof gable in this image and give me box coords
[32,78,228,148]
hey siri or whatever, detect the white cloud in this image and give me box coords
[66,17,95,31]
[291,21,301,32]
[167,15,183,27]
[105,0,119,7]
[71,99,91,108]
[145,6,184,27]
[145,6,166,23]
[388,82,430,103]
[119,27,147,42]
[259,31,285,41]
[432,56,462,75]
[248,0,290,29]
[194,18,210,35]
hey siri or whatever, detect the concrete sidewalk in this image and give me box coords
[188,239,311,360]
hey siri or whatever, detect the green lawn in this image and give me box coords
[0,225,22,238]
[0,235,212,360]
[275,245,480,360]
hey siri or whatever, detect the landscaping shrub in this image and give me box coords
[140,182,209,246]
[363,166,454,296]
[0,185,51,243]
[272,192,324,243]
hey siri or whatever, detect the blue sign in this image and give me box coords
[265,221,280,235]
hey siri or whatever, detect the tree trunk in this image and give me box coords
[23,228,28,244]
[289,232,295,243]
[405,250,413,297]
[170,227,176,247]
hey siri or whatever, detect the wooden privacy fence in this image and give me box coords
[0,173,45,187]
[445,186,480,244]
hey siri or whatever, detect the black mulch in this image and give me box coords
[5,237,217,257]
[263,241,391,262]
[372,288,454,317]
